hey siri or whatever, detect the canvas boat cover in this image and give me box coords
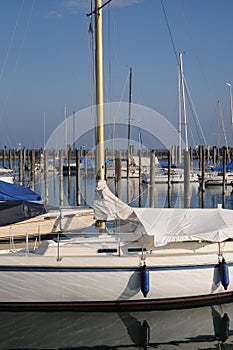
[0,180,41,201]
[133,207,233,246]
[211,159,233,171]
[94,181,233,246]
[0,200,46,226]
[133,156,160,167]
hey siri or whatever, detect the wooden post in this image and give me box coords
[13,149,17,172]
[3,147,6,168]
[167,150,171,208]
[44,150,48,204]
[167,150,171,189]
[116,150,121,182]
[31,149,35,190]
[184,149,190,209]
[139,149,142,207]
[150,150,155,208]
[200,146,205,193]
[9,150,13,170]
[59,150,63,207]
[76,149,81,206]
[67,145,71,176]
[53,149,56,172]
[116,150,122,199]
[19,149,23,185]
[223,147,226,196]
[27,149,31,178]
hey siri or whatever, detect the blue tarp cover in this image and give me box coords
[0,200,46,226]
[211,159,233,171]
[80,157,95,169]
[0,180,41,201]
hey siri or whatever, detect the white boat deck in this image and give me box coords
[1,235,233,268]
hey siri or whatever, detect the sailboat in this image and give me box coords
[1,0,233,310]
[0,167,14,184]
[105,67,151,179]
[200,101,233,186]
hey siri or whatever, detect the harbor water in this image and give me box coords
[35,170,233,210]
[2,169,233,349]
[0,303,233,349]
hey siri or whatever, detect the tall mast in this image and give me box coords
[126,67,132,203]
[95,0,105,181]
[127,66,132,161]
[217,99,221,152]
[218,99,230,162]
[226,82,233,144]
[179,52,190,208]
[179,53,188,152]
[177,65,182,164]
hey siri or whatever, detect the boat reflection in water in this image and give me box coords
[1,302,233,349]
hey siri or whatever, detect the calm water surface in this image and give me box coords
[35,172,233,210]
[4,172,233,349]
[1,303,233,349]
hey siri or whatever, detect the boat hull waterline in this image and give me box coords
[0,258,233,310]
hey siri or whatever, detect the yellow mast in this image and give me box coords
[95,0,105,181]
[95,0,106,230]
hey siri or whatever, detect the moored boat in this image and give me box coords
[0,167,14,184]
[0,0,233,311]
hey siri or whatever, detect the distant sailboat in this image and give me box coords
[106,67,150,179]
[201,100,233,186]
[0,167,14,184]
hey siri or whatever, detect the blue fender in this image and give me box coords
[140,264,150,297]
[219,258,230,290]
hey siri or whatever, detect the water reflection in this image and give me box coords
[33,172,233,210]
[1,302,233,349]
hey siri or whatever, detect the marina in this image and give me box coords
[1,156,233,347]
[1,0,233,348]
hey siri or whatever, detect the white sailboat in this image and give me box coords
[0,167,14,184]
[142,166,199,184]
[200,101,233,187]
[1,0,233,311]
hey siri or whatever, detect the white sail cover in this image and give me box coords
[133,207,233,246]
[94,182,233,246]
[94,180,134,220]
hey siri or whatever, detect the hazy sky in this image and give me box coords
[0,0,233,149]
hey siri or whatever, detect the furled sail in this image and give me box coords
[94,180,134,221]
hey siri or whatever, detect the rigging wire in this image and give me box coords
[88,0,95,107]
[219,100,230,162]
[88,0,96,148]
[160,0,179,66]
[0,0,25,83]
[86,0,113,17]
[183,76,207,146]
[106,1,114,153]
[161,0,206,149]
[107,2,112,104]
[0,0,35,147]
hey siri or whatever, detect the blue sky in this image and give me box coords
[0,0,233,149]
